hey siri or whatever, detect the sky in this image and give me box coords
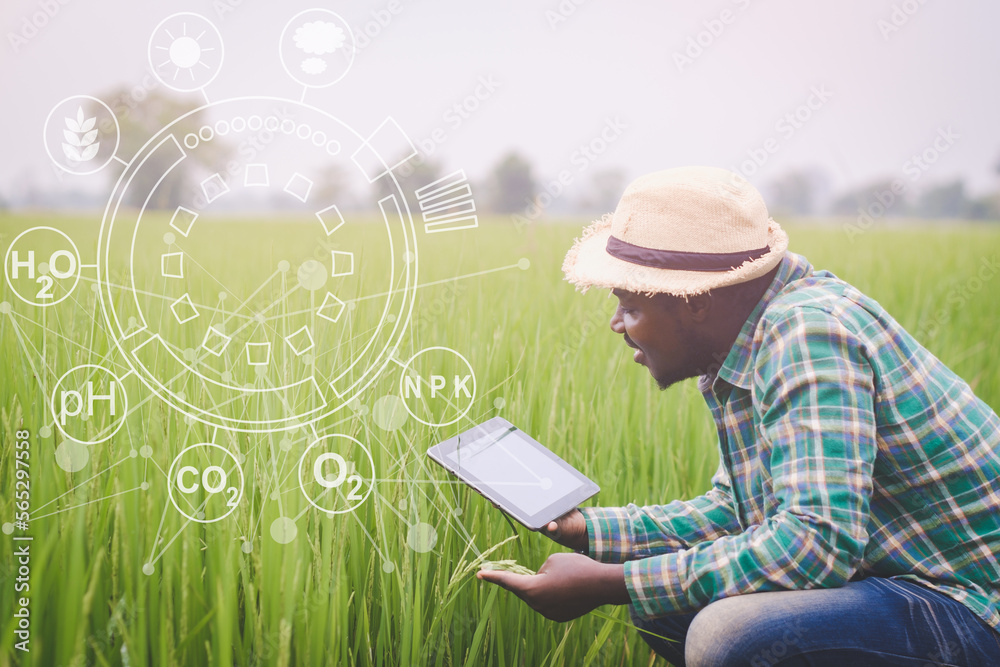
[1,0,998,206]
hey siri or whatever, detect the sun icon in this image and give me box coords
[148,13,225,93]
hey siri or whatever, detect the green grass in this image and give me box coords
[0,212,998,666]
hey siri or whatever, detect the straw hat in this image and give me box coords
[562,166,788,297]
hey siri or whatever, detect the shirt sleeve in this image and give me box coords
[580,462,743,564]
[624,307,878,620]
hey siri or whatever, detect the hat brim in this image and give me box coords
[562,214,789,297]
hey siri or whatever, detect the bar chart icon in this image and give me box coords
[414,170,479,234]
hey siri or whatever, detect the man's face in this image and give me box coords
[609,289,707,390]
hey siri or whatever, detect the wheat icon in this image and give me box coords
[62,106,99,163]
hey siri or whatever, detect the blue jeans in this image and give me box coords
[632,577,1000,666]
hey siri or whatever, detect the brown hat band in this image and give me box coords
[606,236,771,273]
[607,236,771,271]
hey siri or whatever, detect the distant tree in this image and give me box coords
[486,151,536,214]
[829,178,908,217]
[96,88,233,209]
[764,168,832,217]
[372,153,444,213]
[916,180,971,219]
[576,168,627,214]
[313,163,356,210]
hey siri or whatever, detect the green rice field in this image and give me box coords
[0,213,998,666]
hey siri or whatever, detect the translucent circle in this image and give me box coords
[278,260,290,272]
[398,498,408,511]
[140,445,153,458]
[0,302,10,315]
[493,397,506,410]
[2,523,13,535]
[325,140,341,156]
[407,523,438,553]
[248,116,262,131]
[255,365,267,376]
[280,119,296,135]
[221,371,232,383]
[198,125,214,142]
[130,449,138,458]
[452,507,463,516]
[518,258,531,270]
[382,561,395,573]
[38,425,51,438]
[128,316,138,329]
[372,395,408,431]
[55,441,89,472]
[183,133,199,149]
[196,511,206,520]
[297,260,327,291]
[541,478,553,490]
[311,130,327,147]
[91,283,99,292]
[231,116,246,132]
[403,251,415,264]
[142,563,154,576]
[38,262,49,275]
[218,291,228,301]
[169,36,202,68]
[279,437,293,452]
[214,119,230,136]
[270,490,279,500]
[301,354,314,365]
[163,232,176,244]
[183,348,197,362]
[386,313,396,323]
[270,517,297,544]
[241,541,253,554]
[296,123,311,139]
[141,482,150,491]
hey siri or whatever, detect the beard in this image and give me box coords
[653,326,718,391]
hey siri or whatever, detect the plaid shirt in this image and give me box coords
[583,252,1000,629]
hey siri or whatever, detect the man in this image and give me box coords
[477,167,1000,665]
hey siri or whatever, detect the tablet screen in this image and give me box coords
[446,426,584,516]
[428,417,599,529]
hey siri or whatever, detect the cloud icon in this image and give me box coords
[301,57,327,75]
[293,20,346,56]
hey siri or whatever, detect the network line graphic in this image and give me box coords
[2,10,527,574]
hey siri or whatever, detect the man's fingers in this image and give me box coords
[477,569,536,595]
[545,520,559,535]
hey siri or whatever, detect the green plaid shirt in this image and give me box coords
[583,252,1000,629]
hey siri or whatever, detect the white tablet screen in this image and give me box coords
[446,426,584,516]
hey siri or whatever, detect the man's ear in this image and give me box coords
[681,292,713,323]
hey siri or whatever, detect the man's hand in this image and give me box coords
[476,552,629,622]
[541,508,588,552]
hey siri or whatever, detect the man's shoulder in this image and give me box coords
[763,270,868,322]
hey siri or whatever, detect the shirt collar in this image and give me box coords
[702,252,814,393]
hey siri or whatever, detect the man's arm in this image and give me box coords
[581,463,743,564]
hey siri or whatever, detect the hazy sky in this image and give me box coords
[2,0,998,204]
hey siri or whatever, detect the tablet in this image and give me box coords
[426,416,599,530]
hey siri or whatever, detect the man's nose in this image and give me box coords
[610,306,625,334]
